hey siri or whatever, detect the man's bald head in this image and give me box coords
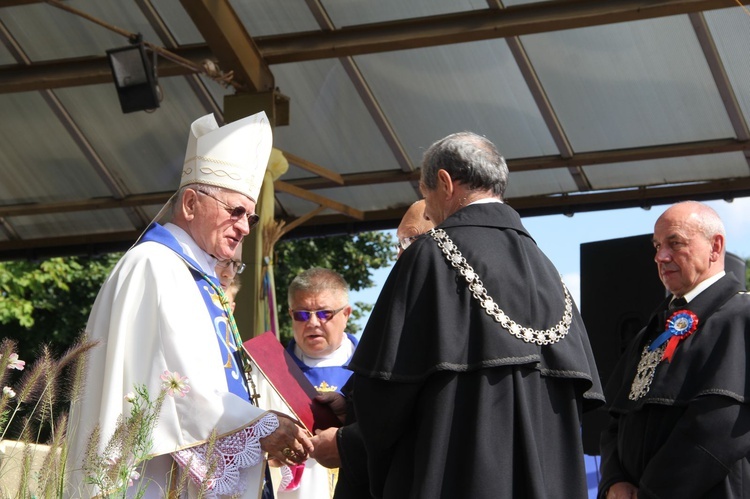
[396,200,435,257]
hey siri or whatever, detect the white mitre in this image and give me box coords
[181,111,272,202]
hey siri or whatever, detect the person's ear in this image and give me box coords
[182,189,199,221]
[710,233,725,262]
[436,169,454,199]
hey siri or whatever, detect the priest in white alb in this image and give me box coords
[65,112,312,498]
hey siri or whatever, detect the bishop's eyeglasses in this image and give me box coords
[197,190,260,230]
[394,235,420,252]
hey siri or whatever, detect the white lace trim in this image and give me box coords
[279,465,293,491]
[172,412,279,497]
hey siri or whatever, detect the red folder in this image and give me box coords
[242,331,342,433]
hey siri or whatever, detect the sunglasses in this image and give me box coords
[216,258,246,274]
[197,190,260,230]
[394,235,420,252]
[290,306,346,323]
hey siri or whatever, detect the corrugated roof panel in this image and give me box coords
[0,92,112,203]
[154,0,320,42]
[2,2,159,61]
[272,59,404,175]
[584,152,750,190]
[8,209,135,241]
[506,169,579,198]
[151,0,205,45]
[521,16,735,152]
[354,40,559,164]
[54,79,211,194]
[0,38,14,65]
[323,0,486,25]
[230,0,320,37]
[706,7,750,134]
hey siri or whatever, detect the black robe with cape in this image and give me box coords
[599,273,750,498]
[341,202,604,499]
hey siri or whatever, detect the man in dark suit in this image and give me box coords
[315,131,604,499]
[599,200,750,498]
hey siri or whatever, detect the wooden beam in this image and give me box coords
[0,229,142,261]
[280,206,327,235]
[0,46,214,94]
[274,180,365,220]
[178,0,273,92]
[1,178,749,257]
[0,138,748,218]
[0,192,172,218]
[256,0,749,64]
[282,151,345,185]
[509,177,750,215]
[3,1,748,92]
[509,138,750,172]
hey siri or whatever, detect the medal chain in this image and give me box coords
[429,228,573,345]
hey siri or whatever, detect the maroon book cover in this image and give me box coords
[242,331,342,433]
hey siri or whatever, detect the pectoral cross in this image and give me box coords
[244,364,262,405]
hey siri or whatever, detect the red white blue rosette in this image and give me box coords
[647,309,699,362]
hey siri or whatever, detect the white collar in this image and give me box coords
[680,270,726,304]
[295,335,355,368]
[163,223,218,277]
[468,197,503,205]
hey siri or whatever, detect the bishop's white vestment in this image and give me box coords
[65,223,276,498]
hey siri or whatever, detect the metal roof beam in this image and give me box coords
[1,178,749,257]
[0,46,214,94]
[257,0,750,64]
[178,0,273,92]
[274,181,365,220]
[688,12,750,178]
[510,138,750,172]
[3,1,749,93]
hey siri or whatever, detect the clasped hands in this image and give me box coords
[260,411,314,466]
[309,391,347,468]
[261,392,347,468]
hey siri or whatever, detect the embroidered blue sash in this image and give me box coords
[138,223,249,400]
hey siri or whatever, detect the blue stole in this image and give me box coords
[137,223,249,400]
[286,334,358,395]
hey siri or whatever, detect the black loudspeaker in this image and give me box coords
[726,252,747,291]
[579,234,666,455]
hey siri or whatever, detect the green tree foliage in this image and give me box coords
[0,254,121,362]
[273,231,396,344]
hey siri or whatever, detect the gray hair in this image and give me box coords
[171,183,222,216]
[420,131,508,198]
[288,267,349,306]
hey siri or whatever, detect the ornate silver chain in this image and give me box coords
[429,228,573,345]
[628,343,666,400]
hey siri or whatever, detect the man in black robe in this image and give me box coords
[315,131,604,498]
[599,201,750,498]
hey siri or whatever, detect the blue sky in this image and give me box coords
[350,196,750,331]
